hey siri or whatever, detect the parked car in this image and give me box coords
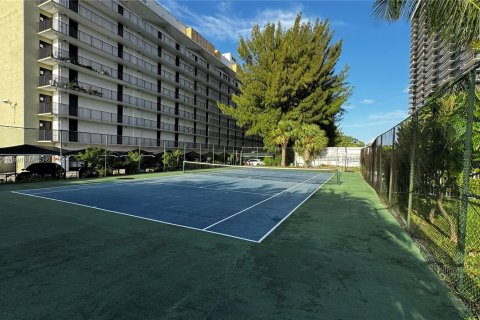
[246,159,264,166]
[16,163,65,182]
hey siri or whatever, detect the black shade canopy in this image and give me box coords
[0,144,61,156]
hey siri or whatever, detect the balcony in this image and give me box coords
[38,129,179,147]
[38,103,158,129]
[38,47,118,78]
[39,75,106,98]
[38,75,157,111]
[38,18,119,57]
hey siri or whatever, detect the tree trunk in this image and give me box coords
[429,200,436,224]
[281,143,287,167]
[436,193,458,244]
[303,150,309,168]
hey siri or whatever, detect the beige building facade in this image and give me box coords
[0,0,262,151]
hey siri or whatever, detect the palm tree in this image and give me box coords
[293,124,329,168]
[372,0,480,50]
[265,120,297,167]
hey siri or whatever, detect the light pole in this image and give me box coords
[2,99,17,124]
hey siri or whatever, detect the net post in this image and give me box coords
[183,144,186,164]
[182,159,186,173]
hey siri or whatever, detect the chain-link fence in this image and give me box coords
[0,125,264,181]
[361,66,480,316]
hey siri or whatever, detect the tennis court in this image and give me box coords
[12,163,338,242]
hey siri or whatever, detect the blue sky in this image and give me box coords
[159,0,411,143]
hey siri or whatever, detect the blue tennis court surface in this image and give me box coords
[13,167,336,242]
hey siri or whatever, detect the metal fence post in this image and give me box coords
[388,127,396,206]
[457,70,475,290]
[104,135,108,177]
[379,135,383,192]
[407,112,418,230]
[183,144,186,164]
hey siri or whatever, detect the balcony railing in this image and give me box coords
[38,47,118,78]
[38,75,157,110]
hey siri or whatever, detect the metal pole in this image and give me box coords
[336,147,339,170]
[163,144,166,172]
[407,112,418,230]
[199,144,202,162]
[212,144,215,163]
[59,128,64,178]
[388,127,396,206]
[223,146,226,164]
[183,143,186,166]
[344,146,347,172]
[457,70,476,290]
[104,135,108,177]
[138,138,141,173]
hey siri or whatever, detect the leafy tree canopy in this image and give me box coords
[334,131,365,147]
[76,146,109,169]
[219,13,351,165]
[294,124,329,167]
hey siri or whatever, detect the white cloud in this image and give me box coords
[158,0,346,42]
[360,99,375,105]
[402,86,409,94]
[368,109,407,122]
[343,104,356,110]
[342,109,408,128]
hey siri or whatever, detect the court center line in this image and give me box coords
[256,174,333,243]
[202,172,326,231]
[10,191,258,243]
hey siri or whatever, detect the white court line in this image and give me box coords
[256,174,333,243]
[148,182,275,196]
[203,172,326,231]
[16,173,215,195]
[10,191,258,243]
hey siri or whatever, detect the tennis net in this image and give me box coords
[182,161,340,185]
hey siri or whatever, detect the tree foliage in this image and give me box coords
[264,120,297,166]
[334,131,365,147]
[294,124,329,167]
[219,13,351,166]
[76,146,109,170]
[162,149,183,170]
[372,0,480,50]
[394,92,479,243]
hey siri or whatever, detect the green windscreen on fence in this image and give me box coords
[361,65,480,316]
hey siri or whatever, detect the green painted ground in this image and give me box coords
[0,173,468,319]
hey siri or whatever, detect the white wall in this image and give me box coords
[295,147,363,168]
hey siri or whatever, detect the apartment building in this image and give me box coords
[409,7,480,112]
[0,0,263,152]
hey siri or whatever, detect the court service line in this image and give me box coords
[202,172,326,231]
[148,182,275,196]
[10,191,258,243]
[256,174,333,243]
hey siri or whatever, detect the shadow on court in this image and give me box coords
[0,173,467,319]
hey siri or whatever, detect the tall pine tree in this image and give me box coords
[218,14,351,166]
